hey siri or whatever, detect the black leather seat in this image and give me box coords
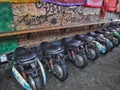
[115,27,120,31]
[75,34,95,42]
[41,42,64,54]
[96,30,112,36]
[87,32,97,38]
[82,36,95,42]
[102,28,109,31]
[88,32,104,38]
[110,30,116,32]
[107,27,115,30]
[14,47,36,63]
[97,34,104,37]
[74,34,85,40]
[68,40,83,47]
[95,30,103,34]
[61,37,83,47]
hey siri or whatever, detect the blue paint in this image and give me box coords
[100,46,106,54]
[12,69,32,90]
[108,41,113,47]
[23,83,32,90]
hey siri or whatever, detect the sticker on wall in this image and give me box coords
[101,0,117,19]
[85,0,103,8]
[0,2,15,33]
[107,0,117,12]
[42,0,85,6]
[116,0,120,13]
[0,0,39,3]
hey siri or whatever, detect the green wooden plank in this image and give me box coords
[0,36,18,54]
[0,2,15,33]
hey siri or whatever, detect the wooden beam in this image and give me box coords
[0,21,115,38]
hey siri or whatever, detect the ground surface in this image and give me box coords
[0,46,120,90]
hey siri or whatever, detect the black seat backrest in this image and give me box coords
[41,41,57,50]
[61,37,73,44]
[87,32,96,36]
[86,36,95,41]
[41,42,50,47]
[104,31,111,34]
[14,47,27,57]
[29,46,42,60]
[74,34,85,40]
[97,34,104,37]
[107,27,114,30]
[102,28,109,31]
[95,30,103,33]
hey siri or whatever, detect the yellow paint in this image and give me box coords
[0,0,39,3]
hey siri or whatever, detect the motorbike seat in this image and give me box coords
[14,47,36,63]
[85,36,96,42]
[97,34,104,37]
[87,32,97,37]
[75,34,96,44]
[103,29,115,33]
[103,28,109,31]
[95,30,104,34]
[74,34,86,40]
[115,26,120,31]
[61,37,83,47]
[41,42,64,54]
[110,30,116,32]
[103,31,112,35]
[75,34,90,42]
[107,27,114,30]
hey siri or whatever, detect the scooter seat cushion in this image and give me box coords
[97,34,104,37]
[14,47,36,63]
[82,36,95,42]
[87,32,97,37]
[95,30,103,33]
[68,41,83,47]
[62,37,83,47]
[41,42,64,54]
[75,34,95,42]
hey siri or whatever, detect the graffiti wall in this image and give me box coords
[12,2,119,31]
[12,2,63,30]
[0,2,119,54]
[12,2,102,30]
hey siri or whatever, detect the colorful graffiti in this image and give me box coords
[13,3,63,30]
[12,2,101,30]
[42,0,85,6]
